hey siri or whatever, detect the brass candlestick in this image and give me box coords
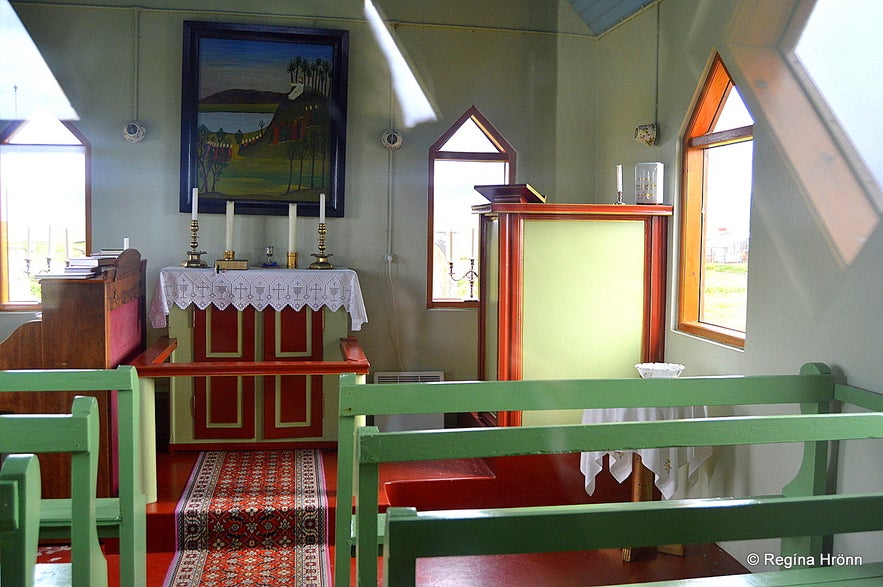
[308,222,333,269]
[183,220,208,267]
[287,251,298,269]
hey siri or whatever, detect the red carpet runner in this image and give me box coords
[163,450,331,586]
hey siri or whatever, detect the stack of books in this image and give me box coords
[40,254,117,279]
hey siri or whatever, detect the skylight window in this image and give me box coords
[791,0,882,204]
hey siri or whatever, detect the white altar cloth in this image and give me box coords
[580,406,711,500]
[149,267,368,331]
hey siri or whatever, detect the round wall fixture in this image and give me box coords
[123,121,146,143]
[381,129,402,150]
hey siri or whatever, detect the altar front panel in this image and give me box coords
[261,308,324,440]
[193,306,256,439]
[168,305,349,448]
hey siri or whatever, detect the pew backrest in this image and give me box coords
[382,493,883,586]
[0,366,145,587]
[0,454,42,587]
[0,395,105,587]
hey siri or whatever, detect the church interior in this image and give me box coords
[0,0,881,585]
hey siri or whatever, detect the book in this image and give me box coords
[68,256,117,268]
[38,271,98,280]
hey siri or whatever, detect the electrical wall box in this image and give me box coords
[635,162,664,204]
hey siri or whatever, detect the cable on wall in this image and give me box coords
[123,8,145,143]
[654,1,660,125]
[384,24,405,371]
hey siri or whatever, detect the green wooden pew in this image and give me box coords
[383,496,883,586]
[0,454,43,587]
[0,395,105,586]
[0,366,146,587]
[336,363,883,587]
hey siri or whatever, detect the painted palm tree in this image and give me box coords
[286,56,307,90]
[317,59,332,97]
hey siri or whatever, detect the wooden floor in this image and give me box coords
[51,449,747,586]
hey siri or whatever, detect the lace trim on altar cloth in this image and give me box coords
[149,267,368,331]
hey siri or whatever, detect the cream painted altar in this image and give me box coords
[150,267,367,448]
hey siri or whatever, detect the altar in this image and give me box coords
[151,267,367,449]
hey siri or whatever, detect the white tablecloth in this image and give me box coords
[149,267,368,331]
[580,406,711,500]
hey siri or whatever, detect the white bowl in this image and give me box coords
[635,362,685,379]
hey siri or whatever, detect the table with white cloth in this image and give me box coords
[580,405,711,559]
[149,266,368,331]
[580,405,711,500]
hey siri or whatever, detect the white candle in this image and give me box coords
[26,228,31,257]
[191,188,199,221]
[448,231,454,262]
[471,228,475,259]
[288,203,298,251]
[225,200,235,251]
[616,164,623,193]
[123,237,130,250]
[319,193,326,224]
[47,226,52,258]
[65,228,70,259]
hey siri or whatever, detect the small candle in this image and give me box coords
[47,226,52,258]
[225,200,235,251]
[65,228,70,259]
[123,237,130,250]
[448,231,454,263]
[319,193,326,224]
[26,228,31,257]
[191,188,199,221]
[288,203,297,251]
[470,228,475,259]
[616,164,623,193]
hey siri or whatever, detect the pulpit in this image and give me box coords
[149,267,367,449]
[474,195,672,427]
[0,249,147,497]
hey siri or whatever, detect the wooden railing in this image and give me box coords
[336,363,883,587]
[131,335,369,378]
[131,334,369,501]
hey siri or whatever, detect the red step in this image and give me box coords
[384,453,635,511]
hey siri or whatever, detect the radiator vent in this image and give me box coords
[373,371,445,384]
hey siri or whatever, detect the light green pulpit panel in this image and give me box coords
[521,220,645,426]
[522,220,645,380]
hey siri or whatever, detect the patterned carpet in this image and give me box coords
[163,450,330,586]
